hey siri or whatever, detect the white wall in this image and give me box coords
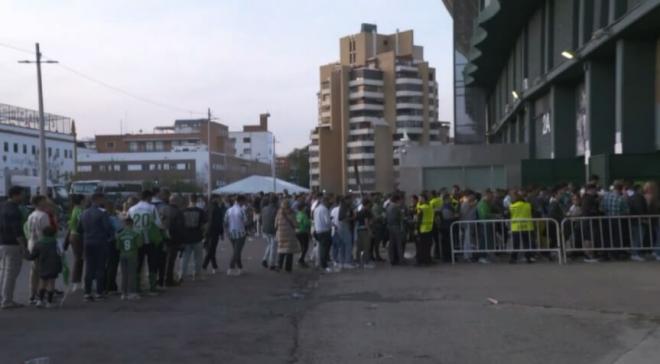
[229,131,274,164]
[0,124,76,184]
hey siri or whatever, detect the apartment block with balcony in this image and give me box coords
[310,24,443,194]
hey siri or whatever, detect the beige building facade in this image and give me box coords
[310,24,444,194]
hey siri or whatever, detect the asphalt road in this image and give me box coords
[3,238,660,364]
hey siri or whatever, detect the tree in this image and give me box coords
[278,146,309,188]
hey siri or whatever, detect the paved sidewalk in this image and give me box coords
[3,237,660,363]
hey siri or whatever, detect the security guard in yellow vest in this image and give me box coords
[429,192,443,259]
[509,192,536,264]
[416,195,435,265]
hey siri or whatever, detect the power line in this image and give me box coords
[0,41,206,116]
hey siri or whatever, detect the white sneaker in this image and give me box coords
[343,263,355,270]
[654,254,660,262]
[631,255,645,262]
[35,300,44,308]
[324,267,334,274]
[121,295,127,301]
[128,294,141,300]
[583,257,599,263]
[211,269,217,275]
[71,283,80,292]
[226,269,234,276]
[363,263,376,269]
[478,258,490,264]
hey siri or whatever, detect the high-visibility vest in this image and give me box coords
[417,203,434,233]
[430,197,443,211]
[509,201,534,232]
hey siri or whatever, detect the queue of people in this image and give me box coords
[1,177,659,309]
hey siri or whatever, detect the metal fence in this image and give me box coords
[561,215,660,262]
[449,218,563,264]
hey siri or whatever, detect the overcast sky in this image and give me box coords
[0,0,452,154]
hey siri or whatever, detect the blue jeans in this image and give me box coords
[331,232,340,263]
[181,241,203,277]
[337,226,353,264]
[84,243,108,295]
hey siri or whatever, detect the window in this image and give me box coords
[13,143,18,153]
[22,144,27,154]
[243,148,251,155]
[113,164,121,172]
[32,145,36,155]
[176,163,186,170]
[99,165,107,172]
[163,163,170,171]
[243,137,251,143]
[127,164,142,171]
[149,164,157,171]
[77,165,92,172]
[48,147,52,157]
[106,142,115,148]
[129,142,138,152]
[145,142,154,151]
[3,142,7,152]
[55,149,60,158]
[155,141,164,151]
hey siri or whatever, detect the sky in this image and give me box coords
[0,0,453,154]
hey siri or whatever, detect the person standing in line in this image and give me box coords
[386,194,404,265]
[415,195,434,266]
[25,195,52,305]
[225,195,248,276]
[355,199,374,268]
[26,226,62,308]
[203,196,226,274]
[128,190,163,295]
[476,190,494,264]
[295,202,311,268]
[104,203,123,294]
[78,193,114,301]
[66,194,85,292]
[180,195,207,281]
[154,188,171,289]
[429,191,443,260]
[337,196,354,269]
[600,181,629,259]
[330,196,342,267]
[116,217,142,300]
[313,196,333,273]
[370,194,386,262]
[627,184,647,261]
[163,195,184,286]
[0,186,27,309]
[261,195,279,270]
[439,193,457,263]
[509,191,535,264]
[275,200,299,273]
[260,195,278,269]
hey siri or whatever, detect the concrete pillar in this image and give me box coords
[586,60,616,155]
[551,85,577,158]
[615,38,657,154]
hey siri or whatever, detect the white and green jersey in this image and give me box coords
[128,201,162,244]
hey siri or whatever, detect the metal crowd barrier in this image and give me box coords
[449,218,563,265]
[561,215,660,262]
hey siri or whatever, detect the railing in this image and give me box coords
[449,218,563,264]
[561,215,660,263]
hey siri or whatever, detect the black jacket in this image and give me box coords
[0,201,23,246]
[182,206,206,244]
[206,202,226,238]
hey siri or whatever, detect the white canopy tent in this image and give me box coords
[213,175,310,195]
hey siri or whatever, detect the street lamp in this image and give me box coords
[561,50,575,60]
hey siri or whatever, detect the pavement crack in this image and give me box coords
[610,326,659,364]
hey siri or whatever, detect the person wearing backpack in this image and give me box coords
[180,195,207,281]
[128,190,163,295]
[26,226,62,308]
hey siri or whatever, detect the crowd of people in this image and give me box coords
[1,175,659,309]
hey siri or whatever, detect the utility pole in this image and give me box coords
[19,43,58,197]
[272,135,277,193]
[207,108,213,203]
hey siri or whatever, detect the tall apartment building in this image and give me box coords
[309,24,442,194]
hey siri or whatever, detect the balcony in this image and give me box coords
[310,167,320,175]
[347,140,375,148]
[396,78,423,85]
[396,103,424,110]
[349,91,385,100]
[320,87,331,96]
[349,103,384,112]
[397,115,423,122]
[347,153,375,160]
[396,90,424,97]
[349,78,384,87]
[320,110,331,118]
[396,127,423,135]
[309,144,319,152]
[395,64,418,72]
[349,116,383,124]
[349,128,374,136]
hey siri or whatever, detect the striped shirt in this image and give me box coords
[225,203,247,240]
